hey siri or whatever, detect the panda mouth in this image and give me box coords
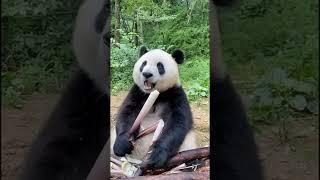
[144,80,156,90]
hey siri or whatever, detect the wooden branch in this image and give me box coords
[141,147,210,175]
[165,147,209,168]
[121,172,209,180]
[135,120,160,140]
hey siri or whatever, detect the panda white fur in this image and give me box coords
[110,46,198,167]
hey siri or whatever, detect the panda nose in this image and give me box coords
[143,72,153,79]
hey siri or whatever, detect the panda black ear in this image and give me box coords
[139,46,148,57]
[171,49,184,64]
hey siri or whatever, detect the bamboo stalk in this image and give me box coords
[129,90,160,135]
[111,157,122,166]
[151,119,164,143]
[111,162,122,171]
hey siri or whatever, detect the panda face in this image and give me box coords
[73,0,110,93]
[133,49,182,93]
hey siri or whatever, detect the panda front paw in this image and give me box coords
[113,134,133,157]
[144,145,170,168]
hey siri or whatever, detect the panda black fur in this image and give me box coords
[110,47,198,168]
[18,0,110,179]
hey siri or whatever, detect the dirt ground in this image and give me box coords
[1,93,318,180]
[1,94,59,180]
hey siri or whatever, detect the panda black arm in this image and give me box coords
[113,84,148,156]
[115,85,147,136]
[145,86,193,168]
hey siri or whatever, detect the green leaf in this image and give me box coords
[200,92,207,97]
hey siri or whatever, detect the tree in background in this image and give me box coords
[114,0,121,44]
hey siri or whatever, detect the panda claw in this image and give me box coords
[113,134,134,157]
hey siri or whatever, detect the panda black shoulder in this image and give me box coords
[118,84,149,110]
[157,86,192,121]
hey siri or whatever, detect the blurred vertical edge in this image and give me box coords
[209,0,263,180]
[86,0,111,179]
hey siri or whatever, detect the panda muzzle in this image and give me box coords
[144,80,155,90]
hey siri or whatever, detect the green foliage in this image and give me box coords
[111,0,210,101]
[221,0,318,75]
[2,0,77,107]
[151,25,209,58]
[1,0,79,16]
[111,44,137,94]
[142,1,209,58]
[248,68,318,142]
[180,56,209,100]
[219,0,318,138]
[251,68,318,115]
[239,0,267,18]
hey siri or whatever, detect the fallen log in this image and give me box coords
[139,147,210,175]
[110,141,210,178]
[120,172,209,180]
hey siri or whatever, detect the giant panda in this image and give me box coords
[110,46,198,168]
[18,0,110,179]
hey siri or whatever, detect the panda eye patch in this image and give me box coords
[140,61,147,72]
[157,62,165,75]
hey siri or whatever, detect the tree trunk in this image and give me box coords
[187,0,197,24]
[134,10,139,46]
[139,19,144,44]
[114,0,121,44]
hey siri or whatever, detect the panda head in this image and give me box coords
[73,0,110,94]
[133,46,185,93]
